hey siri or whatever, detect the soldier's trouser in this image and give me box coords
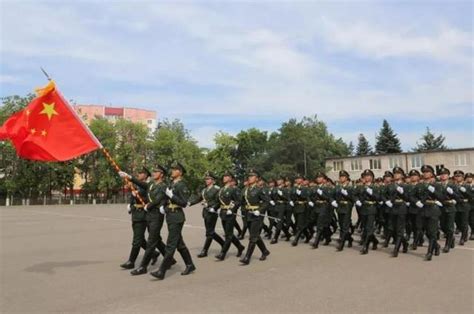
[316,209,332,240]
[470,209,474,235]
[294,211,309,240]
[221,217,243,251]
[241,210,249,236]
[455,211,469,235]
[391,214,407,239]
[337,212,352,242]
[141,213,166,266]
[361,214,376,245]
[129,221,147,263]
[164,221,188,259]
[274,208,291,239]
[407,212,424,244]
[204,212,221,238]
[440,211,455,238]
[248,216,264,244]
[384,213,393,240]
[284,208,295,233]
[422,215,439,252]
[268,208,277,231]
[307,209,319,234]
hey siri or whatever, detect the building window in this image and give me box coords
[147,119,153,125]
[351,159,363,171]
[369,159,381,170]
[454,153,469,166]
[411,155,424,168]
[333,161,344,171]
[389,156,403,168]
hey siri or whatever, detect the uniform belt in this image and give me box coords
[443,200,455,205]
[247,205,259,210]
[277,201,285,204]
[296,201,307,204]
[425,200,436,204]
[168,203,182,212]
[364,201,376,205]
[339,201,349,204]
[315,200,327,203]
[462,199,468,203]
[394,199,404,203]
[134,204,144,208]
[221,205,232,209]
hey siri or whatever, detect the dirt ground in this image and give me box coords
[1,204,473,313]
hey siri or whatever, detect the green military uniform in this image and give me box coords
[240,169,270,265]
[291,177,311,246]
[406,170,424,250]
[151,162,195,280]
[438,168,461,253]
[270,180,292,244]
[189,172,224,258]
[454,170,470,245]
[466,173,474,240]
[383,167,410,257]
[215,172,245,260]
[334,170,355,251]
[357,169,381,254]
[312,175,336,249]
[129,166,170,275]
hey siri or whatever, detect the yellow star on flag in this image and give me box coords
[39,102,58,120]
[41,130,47,136]
[30,128,36,134]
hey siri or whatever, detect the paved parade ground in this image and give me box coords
[1,204,473,313]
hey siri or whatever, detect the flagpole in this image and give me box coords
[39,68,146,206]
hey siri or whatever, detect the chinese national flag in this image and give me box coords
[0,80,102,161]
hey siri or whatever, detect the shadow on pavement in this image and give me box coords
[25,261,103,275]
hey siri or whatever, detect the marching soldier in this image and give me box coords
[334,170,354,251]
[381,171,393,247]
[151,162,196,280]
[466,173,474,240]
[311,172,337,249]
[453,170,470,245]
[270,176,292,244]
[383,167,409,257]
[229,175,244,238]
[119,167,159,270]
[356,169,380,254]
[284,177,296,236]
[215,171,246,260]
[189,172,225,258]
[406,169,423,250]
[438,168,461,253]
[239,179,250,240]
[240,169,270,265]
[415,165,443,260]
[291,174,311,246]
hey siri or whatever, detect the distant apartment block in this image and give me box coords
[325,148,474,181]
[73,104,157,134]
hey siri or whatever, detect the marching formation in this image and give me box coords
[118,163,474,280]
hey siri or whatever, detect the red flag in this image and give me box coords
[0,80,102,161]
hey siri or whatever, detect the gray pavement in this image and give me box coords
[1,204,473,313]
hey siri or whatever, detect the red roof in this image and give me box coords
[104,107,124,116]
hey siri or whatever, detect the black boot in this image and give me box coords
[231,236,245,257]
[371,236,379,250]
[151,250,160,266]
[179,247,196,276]
[442,234,452,253]
[360,240,369,255]
[216,241,231,261]
[347,235,353,248]
[402,238,408,253]
[120,261,135,269]
[337,232,345,251]
[392,238,401,257]
[434,241,440,256]
[240,242,256,265]
[470,232,474,240]
[312,232,322,249]
[130,266,147,276]
[150,255,172,280]
[256,239,270,261]
[425,241,433,261]
[459,230,466,245]
[383,232,391,248]
[213,233,225,247]
[121,246,140,269]
[291,231,301,247]
[197,237,212,258]
[450,235,455,249]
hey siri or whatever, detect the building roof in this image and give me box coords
[325,147,474,161]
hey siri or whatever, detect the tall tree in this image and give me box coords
[375,120,402,154]
[206,132,237,176]
[356,133,372,156]
[414,127,447,152]
[347,141,354,156]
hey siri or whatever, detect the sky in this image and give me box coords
[1,0,473,150]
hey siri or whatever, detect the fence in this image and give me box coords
[0,194,129,206]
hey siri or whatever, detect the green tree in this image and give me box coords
[375,120,402,154]
[206,132,237,176]
[414,127,447,152]
[356,133,372,156]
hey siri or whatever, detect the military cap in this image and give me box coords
[222,171,235,179]
[138,166,151,178]
[421,165,435,174]
[170,161,186,174]
[204,171,217,180]
[375,177,383,183]
[465,172,473,179]
[453,170,464,176]
[315,171,326,178]
[438,167,450,175]
[294,173,304,179]
[327,178,335,185]
[247,168,260,177]
[152,164,167,175]
[362,169,375,177]
[339,170,350,178]
[383,171,393,178]
[392,167,405,175]
[409,169,421,177]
